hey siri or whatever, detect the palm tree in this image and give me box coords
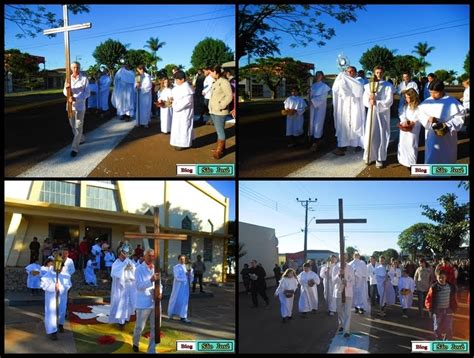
[412,42,435,76]
[144,37,166,76]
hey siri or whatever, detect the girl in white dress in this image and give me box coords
[274,268,299,322]
[397,88,421,168]
[156,77,173,133]
[283,88,307,147]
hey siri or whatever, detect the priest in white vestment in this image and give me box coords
[319,255,337,316]
[170,71,195,150]
[274,268,299,322]
[112,63,136,120]
[97,69,112,112]
[374,256,395,317]
[332,66,366,155]
[298,262,321,313]
[418,80,464,164]
[168,254,194,323]
[25,260,42,295]
[87,80,98,110]
[135,65,152,127]
[40,265,72,340]
[109,242,136,328]
[309,71,331,152]
[396,72,419,112]
[348,252,368,314]
[363,66,394,168]
[332,254,355,337]
[283,88,307,147]
[156,78,173,133]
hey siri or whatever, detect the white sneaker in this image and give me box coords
[376,161,384,168]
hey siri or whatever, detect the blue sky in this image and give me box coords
[208,181,235,221]
[239,181,469,257]
[240,4,469,76]
[5,4,235,70]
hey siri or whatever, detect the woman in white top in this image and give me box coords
[397,88,421,168]
[274,268,299,322]
[156,77,173,133]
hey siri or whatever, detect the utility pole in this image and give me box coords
[296,198,318,262]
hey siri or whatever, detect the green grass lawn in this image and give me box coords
[5,88,64,97]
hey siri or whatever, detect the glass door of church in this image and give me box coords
[85,226,112,248]
[48,224,80,248]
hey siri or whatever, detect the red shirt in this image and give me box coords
[79,241,89,255]
[437,264,456,285]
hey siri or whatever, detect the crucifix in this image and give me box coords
[316,199,367,303]
[124,207,187,345]
[43,5,92,120]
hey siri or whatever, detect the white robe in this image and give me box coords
[418,95,464,164]
[462,87,470,110]
[97,74,111,111]
[398,106,422,167]
[398,276,415,309]
[158,87,173,133]
[87,83,98,109]
[170,82,195,148]
[297,271,320,312]
[332,72,366,147]
[332,263,354,298]
[112,67,136,116]
[136,73,152,126]
[274,276,298,318]
[40,270,71,334]
[309,82,331,139]
[375,264,396,306]
[319,263,337,312]
[363,81,394,162]
[91,244,102,269]
[62,257,76,278]
[349,259,368,309]
[397,80,419,112]
[168,264,193,319]
[367,263,377,286]
[109,258,136,324]
[284,96,306,136]
[25,263,42,289]
[84,259,97,285]
[104,252,115,268]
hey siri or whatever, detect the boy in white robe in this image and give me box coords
[363,66,394,168]
[397,88,422,167]
[283,88,307,147]
[397,72,419,113]
[135,65,153,128]
[84,256,97,286]
[25,260,42,295]
[418,80,464,164]
[398,269,415,318]
[97,68,112,112]
[298,262,320,314]
[112,63,136,120]
[309,71,331,152]
[170,71,195,150]
[348,252,368,314]
[156,77,173,133]
[168,254,193,323]
[109,242,136,329]
[332,66,366,155]
[87,79,98,112]
[319,255,337,316]
[332,254,355,338]
[40,263,72,340]
[274,268,298,322]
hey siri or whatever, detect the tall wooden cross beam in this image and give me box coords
[43,5,92,120]
[316,198,367,303]
[124,207,187,345]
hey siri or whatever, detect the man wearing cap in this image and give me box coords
[109,242,137,330]
[112,60,136,121]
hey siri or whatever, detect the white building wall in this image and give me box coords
[118,181,166,214]
[4,181,33,200]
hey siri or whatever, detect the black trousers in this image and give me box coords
[251,283,269,306]
[193,273,204,292]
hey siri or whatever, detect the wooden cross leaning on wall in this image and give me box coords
[124,207,187,345]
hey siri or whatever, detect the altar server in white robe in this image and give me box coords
[156,77,173,133]
[319,255,337,316]
[40,264,72,340]
[112,62,135,120]
[61,247,76,278]
[332,66,366,155]
[26,260,42,295]
[397,72,419,112]
[170,71,195,150]
[363,66,394,168]
[98,68,112,112]
[298,262,321,314]
[308,71,331,152]
[374,256,395,317]
[109,242,136,329]
[87,79,98,110]
[332,254,355,338]
[41,258,54,277]
[84,256,97,286]
[274,268,299,322]
[132,249,163,354]
[356,70,369,86]
[135,65,152,127]
[349,252,368,314]
[284,88,307,147]
[398,269,415,318]
[91,241,102,271]
[398,88,422,167]
[418,80,464,164]
[168,255,193,323]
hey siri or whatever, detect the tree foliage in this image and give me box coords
[412,42,435,76]
[463,51,469,76]
[345,246,358,261]
[5,4,90,39]
[382,248,399,262]
[4,49,40,78]
[387,55,419,82]
[125,49,154,71]
[238,4,365,60]
[434,69,457,85]
[359,46,395,75]
[144,37,166,76]
[190,37,233,70]
[161,64,185,78]
[92,39,127,77]
[398,223,436,258]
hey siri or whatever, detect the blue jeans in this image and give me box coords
[433,308,454,340]
[211,114,226,140]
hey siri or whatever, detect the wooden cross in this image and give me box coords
[124,207,187,345]
[316,199,366,303]
[43,5,92,119]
